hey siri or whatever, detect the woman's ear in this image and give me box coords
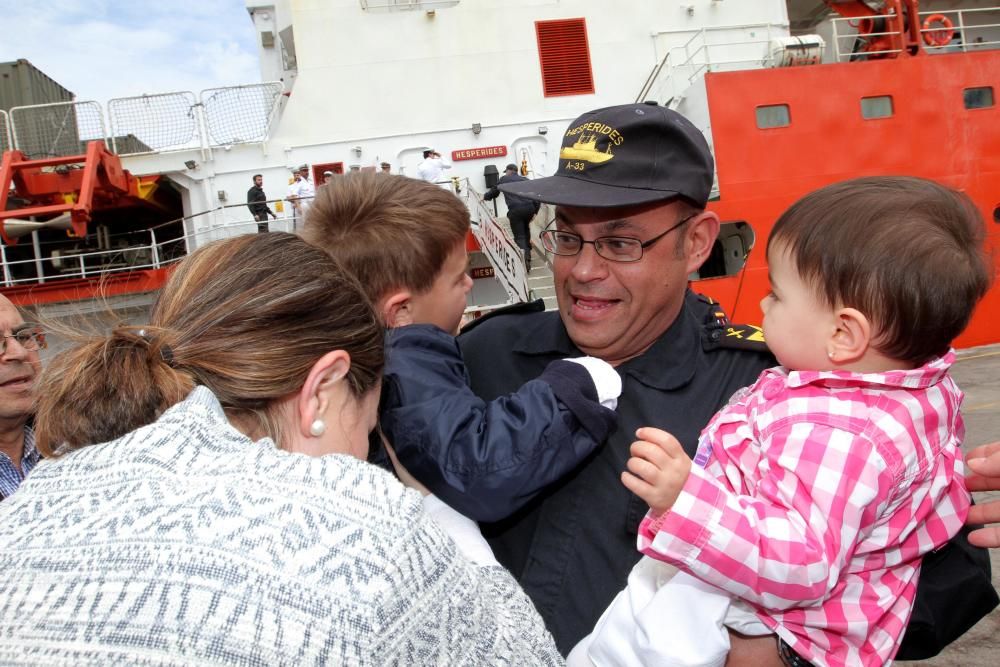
[380,290,413,328]
[296,349,351,439]
[828,307,871,365]
[685,210,721,275]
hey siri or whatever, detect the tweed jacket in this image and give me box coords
[0,386,562,666]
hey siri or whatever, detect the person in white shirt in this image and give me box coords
[286,165,315,230]
[416,149,451,183]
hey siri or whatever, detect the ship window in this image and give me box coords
[964,87,994,109]
[535,18,595,97]
[860,96,893,119]
[690,221,755,281]
[755,105,790,129]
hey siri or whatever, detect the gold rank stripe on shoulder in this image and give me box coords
[717,324,769,352]
[725,324,764,342]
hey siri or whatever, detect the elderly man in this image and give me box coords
[0,295,44,500]
[458,102,992,662]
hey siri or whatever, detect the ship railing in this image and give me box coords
[448,177,529,309]
[636,22,790,105]
[8,101,109,161]
[5,82,284,161]
[0,199,298,288]
[0,184,529,319]
[0,110,11,154]
[830,7,1000,62]
[359,1,460,11]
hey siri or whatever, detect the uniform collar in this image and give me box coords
[510,301,701,391]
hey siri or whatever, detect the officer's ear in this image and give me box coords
[685,210,720,275]
[380,290,414,328]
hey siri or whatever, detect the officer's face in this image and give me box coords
[551,201,712,366]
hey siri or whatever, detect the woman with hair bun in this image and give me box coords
[0,233,561,665]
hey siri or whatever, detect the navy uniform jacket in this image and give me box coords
[458,291,775,654]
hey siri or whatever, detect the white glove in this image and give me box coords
[565,357,622,410]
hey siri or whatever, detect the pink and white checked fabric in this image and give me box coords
[639,352,970,667]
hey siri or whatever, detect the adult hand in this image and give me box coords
[381,432,431,496]
[621,427,692,516]
[966,441,1000,548]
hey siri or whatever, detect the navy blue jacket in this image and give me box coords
[484,172,540,214]
[459,292,776,654]
[379,324,616,522]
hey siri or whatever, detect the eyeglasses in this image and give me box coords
[1,326,46,355]
[538,213,697,263]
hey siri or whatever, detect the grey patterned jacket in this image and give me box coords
[0,386,563,666]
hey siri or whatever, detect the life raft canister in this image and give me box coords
[922,14,954,47]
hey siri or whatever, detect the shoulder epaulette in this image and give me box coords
[459,298,546,335]
[712,323,770,353]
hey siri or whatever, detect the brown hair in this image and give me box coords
[35,233,383,456]
[768,176,993,365]
[301,172,469,306]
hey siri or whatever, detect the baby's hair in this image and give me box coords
[768,176,992,365]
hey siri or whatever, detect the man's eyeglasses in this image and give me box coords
[538,214,697,263]
[1,326,46,355]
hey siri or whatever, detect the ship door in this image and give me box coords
[511,137,548,178]
[313,162,343,185]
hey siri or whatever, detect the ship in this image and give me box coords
[0,0,998,348]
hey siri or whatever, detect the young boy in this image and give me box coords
[570,176,992,667]
[302,172,621,521]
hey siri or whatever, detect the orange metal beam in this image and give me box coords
[0,140,142,244]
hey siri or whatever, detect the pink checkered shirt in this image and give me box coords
[639,352,970,667]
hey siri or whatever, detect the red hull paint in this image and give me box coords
[699,51,1000,349]
[0,267,173,307]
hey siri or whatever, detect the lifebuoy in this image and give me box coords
[922,14,954,47]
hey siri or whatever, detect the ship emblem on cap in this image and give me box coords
[560,134,614,163]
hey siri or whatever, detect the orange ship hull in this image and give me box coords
[697,49,1000,349]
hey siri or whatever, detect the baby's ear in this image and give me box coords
[380,290,413,328]
[829,307,872,364]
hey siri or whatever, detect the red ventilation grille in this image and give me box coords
[535,18,595,97]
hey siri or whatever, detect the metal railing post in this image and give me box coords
[30,230,45,284]
[150,228,160,268]
[832,17,841,62]
[78,254,86,278]
[0,242,10,286]
[958,10,968,52]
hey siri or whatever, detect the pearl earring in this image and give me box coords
[309,419,326,437]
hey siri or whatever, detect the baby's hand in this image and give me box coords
[621,427,692,516]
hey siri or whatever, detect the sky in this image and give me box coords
[0,1,261,107]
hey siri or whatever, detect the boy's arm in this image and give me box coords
[380,324,620,522]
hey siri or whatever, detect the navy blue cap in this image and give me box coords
[499,102,714,208]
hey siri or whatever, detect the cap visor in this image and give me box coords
[499,175,681,209]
